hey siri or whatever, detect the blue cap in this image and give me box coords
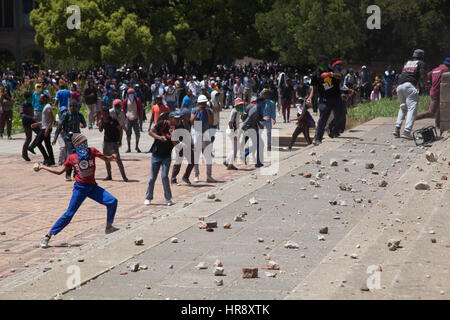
[444,58,450,65]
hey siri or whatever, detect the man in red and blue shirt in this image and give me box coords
[36,133,119,248]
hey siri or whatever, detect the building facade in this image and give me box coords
[0,0,42,68]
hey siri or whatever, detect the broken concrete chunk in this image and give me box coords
[319,227,328,234]
[127,262,140,272]
[284,241,300,249]
[330,159,338,166]
[415,181,430,190]
[249,197,258,205]
[387,239,401,251]
[425,151,437,162]
[223,222,231,229]
[378,180,388,188]
[134,237,144,246]
[242,267,258,278]
[213,267,225,276]
[195,262,208,270]
[207,193,216,199]
[170,237,178,243]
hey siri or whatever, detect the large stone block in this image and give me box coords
[440,72,450,132]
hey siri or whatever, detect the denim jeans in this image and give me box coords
[145,155,172,201]
[395,82,419,133]
[314,96,344,142]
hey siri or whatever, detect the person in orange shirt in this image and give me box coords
[150,95,170,128]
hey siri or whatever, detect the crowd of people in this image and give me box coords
[1,53,448,248]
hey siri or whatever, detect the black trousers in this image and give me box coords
[30,128,54,163]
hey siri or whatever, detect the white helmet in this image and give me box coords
[197,95,208,103]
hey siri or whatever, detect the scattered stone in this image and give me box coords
[313,194,319,199]
[198,221,207,229]
[206,221,217,228]
[318,235,325,241]
[168,265,174,269]
[428,230,435,234]
[257,238,264,243]
[214,259,223,267]
[215,279,223,286]
[431,238,437,243]
[170,237,178,243]
[314,160,322,165]
[0,231,5,236]
[369,149,375,154]
[425,151,437,162]
[23,264,29,268]
[206,228,214,232]
[207,193,216,199]
[77,258,84,263]
[134,237,144,246]
[223,222,231,229]
[440,290,445,295]
[300,254,306,258]
[415,181,430,190]
[284,241,300,249]
[139,265,148,270]
[356,244,361,248]
[213,267,225,276]
[145,285,151,290]
[120,272,128,276]
[329,200,338,206]
[265,272,277,278]
[262,260,280,270]
[442,175,448,180]
[330,159,338,166]
[302,172,312,178]
[378,180,388,187]
[234,215,245,222]
[242,267,258,278]
[387,239,401,251]
[195,262,208,270]
[339,200,348,206]
[249,197,258,205]
[350,253,358,259]
[309,152,316,156]
[127,263,140,272]
[215,198,222,202]
[319,227,328,234]
[183,202,192,208]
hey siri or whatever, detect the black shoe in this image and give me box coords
[326,127,335,138]
[104,176,112,181]
[28,147,36,155]
[135,147,141,153]
[123,177,129,182]
[182,177,192,185]
[255,163,264,168]
[227,164,238,170]
[171,178,178,185]
[22,154,31,162]
[126,149,131,153]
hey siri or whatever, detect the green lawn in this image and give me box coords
[347,96,430,125]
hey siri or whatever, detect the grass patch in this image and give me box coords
[346,96,430,129]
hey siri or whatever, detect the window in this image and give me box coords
[0,0,14,28]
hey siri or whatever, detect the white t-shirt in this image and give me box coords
[165,85,176,102]
[41,104,53,129]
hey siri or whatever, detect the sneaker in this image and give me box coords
[126,149,131,153]
[104,176,112,181]
[255,163,264,168]
[144,199,151,205]
[22,154,31,162]
[182,177,192,185]
[226,164,238,170]
[7,136,12,140]
[326,127,335,138]
[313,139,321,146]
[65,176,72,181]
[28,147,36,155]
[206,177,218,183]
[40,236,50,248]
[171,178,178,185]
[393,127,400,138]
[135,147,141,153]
[401,130,413,140]
[166,200,174,206]
[123,177,129,182]
[282,146,292,151]
[105,226,119,234]
[193,176,200,183]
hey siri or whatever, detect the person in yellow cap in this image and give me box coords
[35,133,119,248]
[32,83,44,121]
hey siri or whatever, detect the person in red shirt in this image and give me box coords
[150,95,170,128]
[35,133,119,248]
[416,58,450,129]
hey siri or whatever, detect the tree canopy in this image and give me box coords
[30,0,450,69]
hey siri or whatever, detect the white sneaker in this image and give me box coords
[193,176,200,183]
[166,200,174,206]
[40,236,50,248]
[144,199,151,205]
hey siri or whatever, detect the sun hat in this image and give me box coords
[197,95,208,103]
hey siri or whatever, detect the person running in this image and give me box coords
[306,55,344,145]
[99,106,128,182]
[53,99,87,181]
[393,49,426,140]
[191,94,217,183]
[122,88,143,153]
[145,112,180,206]
[29,91,55,166]
[36,133,119,248]
[415,57,450,129]
[283,97,315,150]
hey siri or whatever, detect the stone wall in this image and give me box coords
[441,72,450,132]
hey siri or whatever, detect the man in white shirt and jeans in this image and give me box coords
[164,79,177,112]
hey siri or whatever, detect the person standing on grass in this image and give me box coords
[393,49,426,140]
[99,106,128,182]
[29,91,55,166]
[37,133,119,248]
[0,86,14,140]
[415,57,450,129]
[145,112,181,206]
[53,99,87,181]
[122,88,143,153]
